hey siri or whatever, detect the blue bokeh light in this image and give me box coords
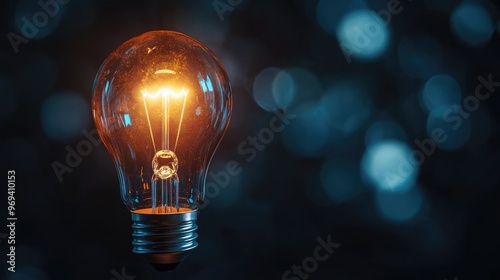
[252,67,281,112]
[321,160,362,203]
[283,102,330,157]
[426,105,471,151]
[320,80,373,135]
[316,0,367,35]
[375,187,423,222]
[285,67,322,109]
[450,2,494,47]
[41,91,91,141]
[361,140,419,192]
[336,9,390,61]
[421,74,462,112]
[272,70,295,109]
[14,0,65,40]
[253,67,307,111]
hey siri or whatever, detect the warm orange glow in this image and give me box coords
[154,69,176,75]
[141,87,189,98]
[133,207,193,214]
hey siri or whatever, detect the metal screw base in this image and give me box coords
[131,209,198,271]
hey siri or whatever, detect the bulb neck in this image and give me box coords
[131,209,198,271]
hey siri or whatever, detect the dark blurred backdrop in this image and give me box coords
[1,0,500,279]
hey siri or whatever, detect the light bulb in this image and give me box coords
[92,31,232,270]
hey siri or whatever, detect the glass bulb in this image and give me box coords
[92,31,232,270]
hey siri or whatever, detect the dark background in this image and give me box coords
[1,0,500,279]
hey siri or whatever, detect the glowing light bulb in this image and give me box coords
[92,31,232,270]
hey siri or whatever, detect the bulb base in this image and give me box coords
[131,209,198,271]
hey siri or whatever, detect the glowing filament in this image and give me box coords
[140,87,189,154]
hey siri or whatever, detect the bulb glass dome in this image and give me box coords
[93,31,232,214]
